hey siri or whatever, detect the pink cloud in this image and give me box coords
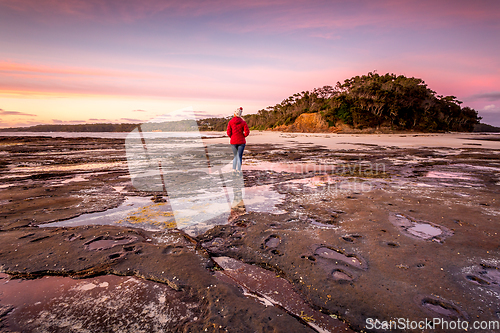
[0,119,42,128]
[193,111,225,119]
[0,0,288,23]
[0,58,321,102]
[120,118,142,123]
[3,0,499,30]
[0,61,160,79]
[0,108,36,117]
[204,0,500,36]
[468,92,500,102]
[51,119,87,124]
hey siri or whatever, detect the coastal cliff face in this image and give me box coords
[274,113,329,133]
[272,113,410,134]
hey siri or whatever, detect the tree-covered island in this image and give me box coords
[239,72,481,133]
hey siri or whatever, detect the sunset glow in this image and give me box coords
[1,0,499,127]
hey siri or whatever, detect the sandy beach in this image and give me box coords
[206,130,500,150]
[1,132,499,332]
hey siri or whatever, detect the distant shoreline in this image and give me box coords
[0,131,226,139]
[1,122,499,134]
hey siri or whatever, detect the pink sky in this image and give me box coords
[1,0,499,127]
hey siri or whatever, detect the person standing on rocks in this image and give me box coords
[227,107,250,173]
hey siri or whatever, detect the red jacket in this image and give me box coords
[227,116,250,144]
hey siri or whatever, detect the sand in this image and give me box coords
[205,130,500,150]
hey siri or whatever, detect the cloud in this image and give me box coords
[3,0,499,30]
[0,120,41,128]
[477,112,500,127]
[477,103,500,126]
[0,0,253,23]
[0,108,36,116]
[184,0,500,36]
[150,114,172,122]
[1,59,290,101]
[0,61,159,79]
[51,119,86,124]
[468,92,500,101]
[120,118,142,123]
[193,111,225,119]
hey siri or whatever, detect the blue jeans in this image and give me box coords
[231,144,245,171]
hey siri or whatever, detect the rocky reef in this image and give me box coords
[1,134,499,332]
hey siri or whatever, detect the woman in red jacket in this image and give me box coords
[227,107,250,172]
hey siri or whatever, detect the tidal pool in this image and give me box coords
[40,183,286,236]
[40,196,175,231]
[388,212,454,242]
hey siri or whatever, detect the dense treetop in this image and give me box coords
[242,72,480,132]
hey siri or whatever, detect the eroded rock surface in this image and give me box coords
[1,135,500,332]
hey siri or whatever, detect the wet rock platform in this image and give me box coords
[1,134,500,332]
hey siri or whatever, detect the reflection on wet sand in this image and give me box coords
[40,196,177,231]
[229,179,246,223]
[40,169,286,235]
